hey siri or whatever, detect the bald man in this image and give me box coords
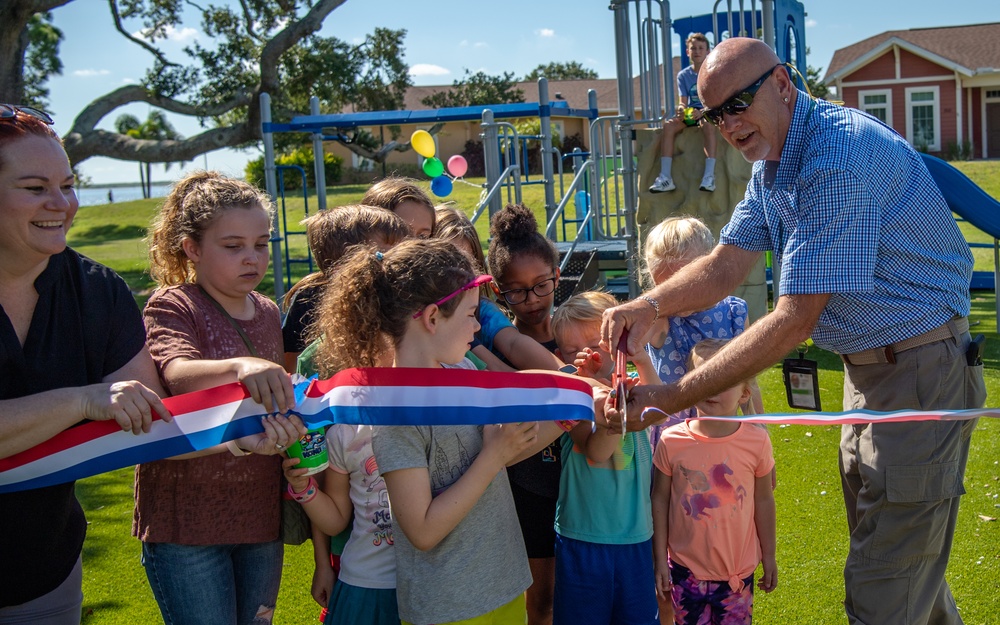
[603,38,984,625]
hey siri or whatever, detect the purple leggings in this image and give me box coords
[669,561,754,625]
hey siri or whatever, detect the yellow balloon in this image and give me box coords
[411,130,436,158]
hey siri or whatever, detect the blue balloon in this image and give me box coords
[430,175,453,197]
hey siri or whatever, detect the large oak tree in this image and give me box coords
[1,0,412,167]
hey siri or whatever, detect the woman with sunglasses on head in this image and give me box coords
[0,104,171,624]
[603,37,983,625]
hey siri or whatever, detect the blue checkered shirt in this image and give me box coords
[720,92,972,354]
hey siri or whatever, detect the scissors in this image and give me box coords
[610,330,629,437]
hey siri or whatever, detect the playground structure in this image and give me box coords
[253,1,999,326]
[260,0,810,314]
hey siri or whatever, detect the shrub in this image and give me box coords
[944,140,975,161]
[245,147,343,190]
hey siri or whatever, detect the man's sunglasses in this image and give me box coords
[0,104,54,125]
[702,63,784,127]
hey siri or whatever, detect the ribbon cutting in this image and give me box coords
[0,368,994,494]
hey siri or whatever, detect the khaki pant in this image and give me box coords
[839,319,985,625]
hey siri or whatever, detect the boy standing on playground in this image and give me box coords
[649,33,717,194]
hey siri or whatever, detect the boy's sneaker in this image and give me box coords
[649,174,675,193]
[699,174,716,192]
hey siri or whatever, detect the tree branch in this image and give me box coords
[60,0,357,167]
[29,0,75,12]
[238,0,258,40]
[67,85,251,135]
[335,122,445,164]
[63,124,257,166]
[107,0,179,67]
[258,0,348,91]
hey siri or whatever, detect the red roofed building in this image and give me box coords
[824,22,1000,159]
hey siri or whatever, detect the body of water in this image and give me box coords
[77,183,174,207]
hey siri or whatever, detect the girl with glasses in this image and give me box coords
[487,202,567,625]
[435,204,563,376]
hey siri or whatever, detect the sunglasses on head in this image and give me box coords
[0,104,54,125]
[702,63,784,127]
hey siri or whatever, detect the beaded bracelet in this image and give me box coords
[639,295,660,321]
[287,476,318,504]
[555,419,579,432]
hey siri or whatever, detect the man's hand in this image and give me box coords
[604,378,669,432]
[600,297,657,358]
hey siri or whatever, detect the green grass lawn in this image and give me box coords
[72,165,1000,624]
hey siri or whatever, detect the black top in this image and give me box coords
[0,249,146,606]
[282,284,322,354]
[503,337,563,499]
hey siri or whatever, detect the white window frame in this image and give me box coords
[552,120,565,142]
[858,88,893,126]
[904,85,941,152]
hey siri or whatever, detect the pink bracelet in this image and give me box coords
[556,420,579,432]
[287,476,318,504]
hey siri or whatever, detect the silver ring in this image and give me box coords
[275,443,285,451]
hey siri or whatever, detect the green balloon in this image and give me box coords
[422,157,444,178]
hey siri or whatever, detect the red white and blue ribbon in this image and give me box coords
[2,366,995,494]
[0,369,594,494]
[297,368,594,428]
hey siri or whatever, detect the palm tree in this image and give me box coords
[114,111,184,198]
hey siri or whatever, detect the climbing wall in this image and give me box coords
[634,126,769,322]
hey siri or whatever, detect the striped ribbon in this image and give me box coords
[1,368,993,494]
[0,369,594,494]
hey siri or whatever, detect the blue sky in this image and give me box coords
[44,0,1000,185]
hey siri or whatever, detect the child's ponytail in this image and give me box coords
[311,239,476,376]
[310,244,391,374]
[487,203,559,282]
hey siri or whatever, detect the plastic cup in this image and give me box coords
[286,428,329,476]
[683,107,699,127]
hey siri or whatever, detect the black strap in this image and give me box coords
[196,285,259,358]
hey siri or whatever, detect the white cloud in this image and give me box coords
[132,24,198,43]
[74,69,110,77]
[474,42,488,48]
[806,18,817,27]
[537,28,555,38]
[121,77,139,84]
[409,64,451,77]
[166,26,198,41]
[459,39,469,47]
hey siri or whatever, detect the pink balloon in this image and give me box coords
[447,155,468,178]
